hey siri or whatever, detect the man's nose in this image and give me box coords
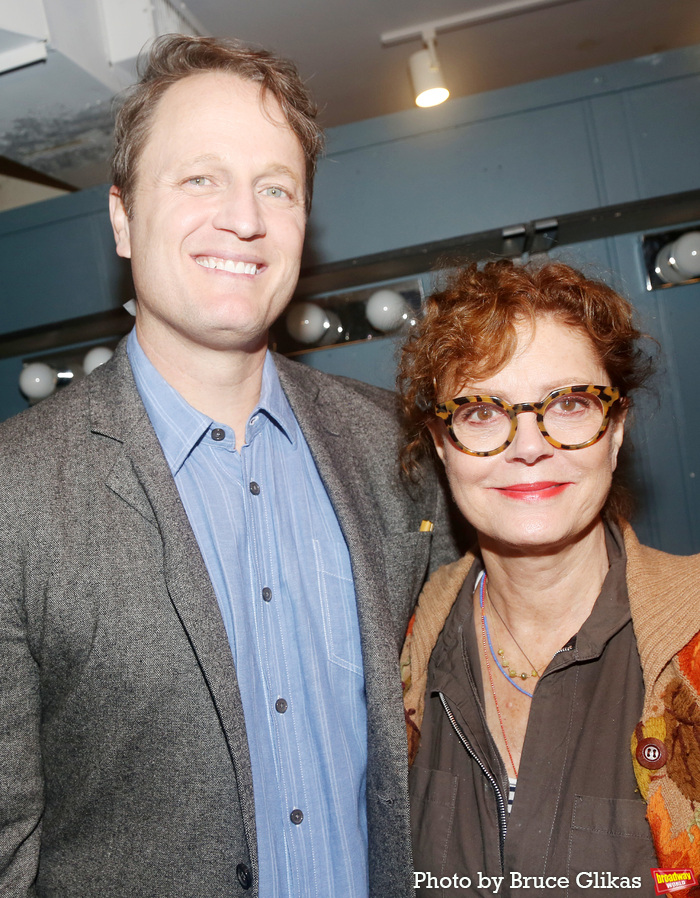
[212,184,266,240]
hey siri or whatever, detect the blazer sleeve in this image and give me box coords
[427,468,467,575]
[0,523,42,894]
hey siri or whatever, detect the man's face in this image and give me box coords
[109,71,307,357]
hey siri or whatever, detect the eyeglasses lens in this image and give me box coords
[452,392,606,453]
[452,403,510,453]
[542,393,605,446]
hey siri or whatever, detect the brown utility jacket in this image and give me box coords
[407,524,659,897]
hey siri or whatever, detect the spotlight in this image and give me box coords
[409,33,449,108]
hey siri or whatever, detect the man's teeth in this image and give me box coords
[196,256,259,275]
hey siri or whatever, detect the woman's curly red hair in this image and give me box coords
[398,258,654,521]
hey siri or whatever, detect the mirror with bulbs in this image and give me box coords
[270,278,423,355]
[17,278,424,404]
[642,227,700,291]
[18,344,117,404]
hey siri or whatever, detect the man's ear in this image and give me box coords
[109,187,132,259]
[427,419,447,464]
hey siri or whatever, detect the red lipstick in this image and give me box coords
[495,481,570,500]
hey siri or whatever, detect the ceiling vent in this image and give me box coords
[0,0,49,75]
[99,0,203,69]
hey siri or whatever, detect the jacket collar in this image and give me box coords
[401,551,475,762]
[402,519,700,758]
[622,521,700,700]
[274,353,420,819]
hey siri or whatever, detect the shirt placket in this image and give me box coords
[240,421,309,898]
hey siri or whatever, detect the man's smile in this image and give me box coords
[194,255,262,275]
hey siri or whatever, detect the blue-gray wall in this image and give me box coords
[0,187,131,420]
[304,45,700,262]
[1,45,700,552]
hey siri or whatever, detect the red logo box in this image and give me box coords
[651,868,698,895]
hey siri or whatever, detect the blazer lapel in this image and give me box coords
[275,356,393,638]
[275,356,410,799]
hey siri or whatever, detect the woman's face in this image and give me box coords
[430,316,626,554]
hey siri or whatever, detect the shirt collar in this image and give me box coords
[255,350,298,448]
[126,329,296,476]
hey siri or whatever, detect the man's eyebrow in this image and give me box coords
[259,164,303,185]
[181,154,226,167]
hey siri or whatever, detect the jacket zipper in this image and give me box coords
[438,692,507,872]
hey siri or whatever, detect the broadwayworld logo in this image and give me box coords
[651,868,698,895]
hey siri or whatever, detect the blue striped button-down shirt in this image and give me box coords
[127,331,368,897]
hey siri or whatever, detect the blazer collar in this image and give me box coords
[87,337,151,443]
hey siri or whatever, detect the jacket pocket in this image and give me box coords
[409,765,459,884]
[566,794,658,891]
[313,538,363,676]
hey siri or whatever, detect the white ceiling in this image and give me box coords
[189,0,700,128]
[1,0,699,189]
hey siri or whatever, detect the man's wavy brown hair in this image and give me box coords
[398,258,654,521]
[112,34,324,217]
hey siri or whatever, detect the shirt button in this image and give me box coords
[236,863,253,889]
[290,809,304,825]
[635,736,667,770]
[249,481,260,495]
[249,415,258,426]
[211,428,225,441]
[262,587,272,602]
[275,698,288,714]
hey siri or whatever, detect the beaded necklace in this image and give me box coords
[478,572,519,777]
[480,575,536,699]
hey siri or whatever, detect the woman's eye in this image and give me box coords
[548,395,601,419]
[555,396,587,412]
[187,176,210,187]
[458,404,502,425]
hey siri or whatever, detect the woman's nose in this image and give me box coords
[506,410,555,464]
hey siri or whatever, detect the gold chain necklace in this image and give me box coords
[486,581,540,685]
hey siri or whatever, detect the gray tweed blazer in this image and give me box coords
[0,341,459,897]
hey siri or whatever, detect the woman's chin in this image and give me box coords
[477,513,603,557]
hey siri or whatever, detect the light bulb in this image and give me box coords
[366,289,408,332]
[670,232,700,279]
[286,302,329,344]
[19,362,57,400]
[83,346,114,375]
[416,87,450,107]
[318,310,343,346]
[655,231,700,284]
